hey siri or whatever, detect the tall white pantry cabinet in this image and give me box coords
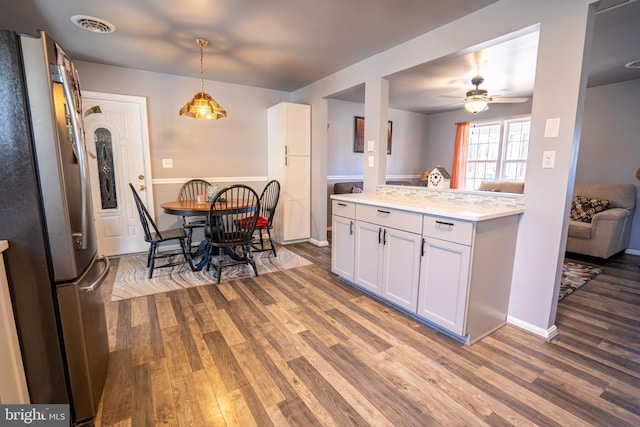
[267,102,311,244]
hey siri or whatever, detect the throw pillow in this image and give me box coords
[570,195,610,223]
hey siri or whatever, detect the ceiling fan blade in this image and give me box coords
[488,96,530,103]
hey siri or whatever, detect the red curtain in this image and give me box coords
[450,122,469,189]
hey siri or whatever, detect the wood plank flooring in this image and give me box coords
[95,244,640,426]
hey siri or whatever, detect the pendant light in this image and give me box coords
[179,38,227,120]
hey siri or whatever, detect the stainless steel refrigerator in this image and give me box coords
[0,29,110,426]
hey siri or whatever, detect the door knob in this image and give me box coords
[138,175,144,180]
[139,184,146,191]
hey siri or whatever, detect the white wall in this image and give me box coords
[75,61,290,228]
[294,0,596,338]
[425,100,533,173]
[75,0,599,339]
[327,99,429,178]
[424,79,640,252]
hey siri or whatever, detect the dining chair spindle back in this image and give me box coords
[204,184,261,283]
[129,183,190,278]
[178,179,212,249]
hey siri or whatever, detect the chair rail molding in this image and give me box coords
[153,176,269,185]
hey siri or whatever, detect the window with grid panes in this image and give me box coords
[465,117,530,190]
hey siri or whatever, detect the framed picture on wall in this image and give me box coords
[353,116,392,154]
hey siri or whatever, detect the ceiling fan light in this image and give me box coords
[464,97,489,114]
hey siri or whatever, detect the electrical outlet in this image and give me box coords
[368,156,374,167]
[162,158,173,168]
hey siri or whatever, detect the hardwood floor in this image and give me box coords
[95,244,640,426]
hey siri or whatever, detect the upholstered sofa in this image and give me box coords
[478,180,525,194]
[333,180,412,194]
[566,183,637,259]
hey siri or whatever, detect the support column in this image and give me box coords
[363,78,389,193]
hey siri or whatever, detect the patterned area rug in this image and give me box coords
[559,261,602,301]
[111,247,312,301]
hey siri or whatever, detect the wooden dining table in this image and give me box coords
[161,199,256,261]
[160,199,252,216]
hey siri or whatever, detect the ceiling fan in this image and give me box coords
[462,76,529,113]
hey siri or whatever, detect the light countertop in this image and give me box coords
[331,193,524,221]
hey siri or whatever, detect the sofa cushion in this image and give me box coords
[570,195,610,223]
[568,221,592,239]
[334,182,363,194]
[573,183,636,210]
[477,181,524,194]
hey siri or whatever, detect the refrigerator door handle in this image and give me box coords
[58,64,90,250]
[78,255,110,292]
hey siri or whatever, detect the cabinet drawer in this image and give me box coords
[332,200,355,218]
[357,204,422,234]
[423,215,473,246]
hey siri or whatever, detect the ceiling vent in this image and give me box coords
[71,15,116,33]
[595,0,638,14]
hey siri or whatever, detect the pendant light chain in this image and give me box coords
[199,38,206,94]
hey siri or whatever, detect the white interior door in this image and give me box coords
[82,92,153,256]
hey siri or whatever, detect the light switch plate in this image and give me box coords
[544,118,560,138]
[367,140,374,152]
[542,150,555,168]
[162,158,173,168]
[368,155,374,167]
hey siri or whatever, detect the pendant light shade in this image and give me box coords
[179,38,227,120]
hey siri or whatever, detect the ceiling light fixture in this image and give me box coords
[464,76,489,114]
[179,38,227,120]
[625,60,640,69]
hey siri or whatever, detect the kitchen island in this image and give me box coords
[330,185,524,345]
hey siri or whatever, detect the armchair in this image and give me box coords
[566,183,637,259]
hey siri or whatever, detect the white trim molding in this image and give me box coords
[309,238,329,247]
[327,174,419,181]
[506,315,559,341]
[153,176,269,185]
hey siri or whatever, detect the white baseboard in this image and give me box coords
[309,238,329,247]
[506,315,558,341]
[625,248,640,256]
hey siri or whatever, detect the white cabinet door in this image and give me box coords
[267,102,311,244]
[417,238,471,335]
[331,215,355,281]
[354,221,383,294]
[281,155,310,241]
[283,103,311,156]
[381,227,422,311]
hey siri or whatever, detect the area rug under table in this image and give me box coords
[559,261,602,301]
[111,247,312,301]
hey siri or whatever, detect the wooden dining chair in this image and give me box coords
[178,179,212,249]
[203,184,261,284]
[129,183,190,278]
[238,179,280,256]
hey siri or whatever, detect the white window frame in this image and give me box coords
[465,115,531,191]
